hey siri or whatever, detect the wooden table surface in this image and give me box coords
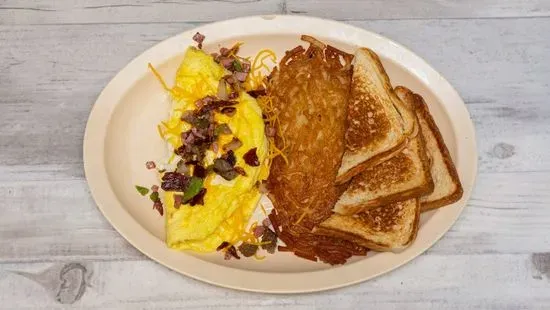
[1,1,549,308]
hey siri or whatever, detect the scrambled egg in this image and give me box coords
[158,47,269,252]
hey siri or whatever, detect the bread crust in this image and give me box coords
[315,199,421,251]
[336,48,410,184]
[335,123,434,214]
[394,87,463,212]
[413,96,463,211]
[335,140,406,184]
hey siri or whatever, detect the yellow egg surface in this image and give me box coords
[158,47,269,252]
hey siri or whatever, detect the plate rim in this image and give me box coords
[83,14,478,293]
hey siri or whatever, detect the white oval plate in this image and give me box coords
[84,15,477,293]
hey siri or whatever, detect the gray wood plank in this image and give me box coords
[0,254,548,308]
[1,18,549,173]
[2,0,550,25]
[287,0,550,20]
[1,171,548,262]
[0,0,284,25]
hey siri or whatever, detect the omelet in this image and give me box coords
[158,47,269,252]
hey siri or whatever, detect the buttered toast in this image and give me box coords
[394,86,463,211]
[316,198,420,251]
[333,95,433,215]
[336,48,414,184]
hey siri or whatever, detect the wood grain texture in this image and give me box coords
[0,0,284,25]
[1,171,549,263]
[287,0,550,20]
[1,19,549,172]
[1,0,550,307]
[0,254,548,308]
[2,0,550,25]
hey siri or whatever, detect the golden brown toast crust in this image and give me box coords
[394,86,463,212]
[336,124,434,214]
[336,48,408,184]
[334,93,434,215]
[315,199,421,251]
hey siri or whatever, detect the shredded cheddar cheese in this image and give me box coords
[149,48,279,257]
[148,63,170,91]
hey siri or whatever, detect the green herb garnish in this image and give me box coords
[149,191,159,202]
[232,59,242,72]
[182,177,204,203]
[135,185,149,196]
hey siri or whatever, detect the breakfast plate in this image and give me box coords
[83,15,477,293]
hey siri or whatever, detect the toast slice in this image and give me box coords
[333,95,433,215]
[315,198,420,251]
[394,86,463,211]
[336,48,414,184]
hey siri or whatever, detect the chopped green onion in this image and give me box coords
[135,185,149,196]
[182,177,204,203]
[149,191,159,202]
[232,59,242,72]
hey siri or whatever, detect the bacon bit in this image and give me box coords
[233,166,247,176]
[213,158,238,181]
[220,107,236,116]
[247,89,266,98]
[219,57,234,69]
[233,71,248,82]
[220,47,230,56]
[194,95,216,108]
[262,217,271,227]
[212,141,219,153]
[145,161,156,169]
[197,99,237,114]
[173,194,183,209]
[192,32,205,49]
[216,241,230,251]
[241,60,251,73]
[161,172,189,191]
[243,148,260,166]
[253,225,265,238]
[189,188,206,206]
[193,165,207,178]
[238,243,258,257]
[222,137,243,152]
[191,127,205,139]
[228,92,239,99]
[176,160,189,174]
[222,150,237,166]
[153,200,163,216]
[223,74,237,85]
[260,228,277,254]
[225,245,240,260]
[151,185,159,192]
